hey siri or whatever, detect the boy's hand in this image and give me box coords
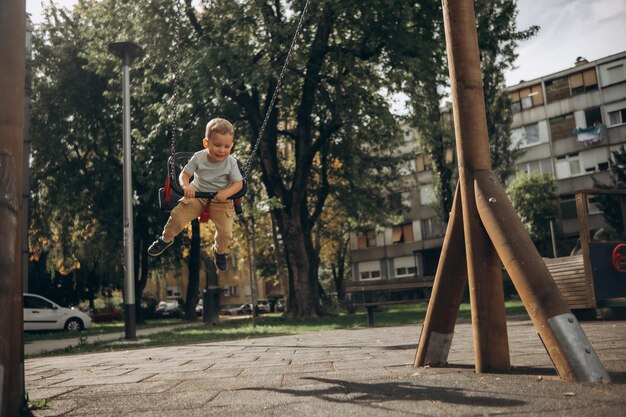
[182,184,196,198]
[213,190,228,203]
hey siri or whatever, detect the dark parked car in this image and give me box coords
[222,303,253,315]
[92,310,124,323]
[255,299,271,314]
[155,300,181,318]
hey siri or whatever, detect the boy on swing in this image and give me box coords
[148,117,243,271]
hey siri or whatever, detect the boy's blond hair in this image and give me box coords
[206,118,234,139]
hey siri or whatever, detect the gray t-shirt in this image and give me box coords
[182,151,243,192]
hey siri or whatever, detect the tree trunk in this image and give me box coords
[276,211,321,318]
[428,104,454,223]
[332,236,348,303]
[184,219,201,320]
[134,230,150,323]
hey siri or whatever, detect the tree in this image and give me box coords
[30,0,539,319]
[30,0,192,318]
[475,0,538,183]
[407,0,539,220]
[29,2,125,295]
[594,145,626,239]
[184,0,430,317]
[506,173,559,257]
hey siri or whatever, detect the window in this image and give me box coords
[545,76,571,102]
[584,107,603,126]
[359,260,381,280]
[24,296,53,310]
[224,285,239,297]
[570,69,598,95]
[166,286,182,298]
[419,184,435,205]
[421,217,444,240]
[606,63,625,85]
[580,148,609,173]
[608,108,626,126]
[510,83,543,112]
[392,223,414,243]
[511,123,540,148]
[588,196,603,215]
[415,153,429,172]
[549,114,576,141]
[517,159,553,176]
[555,153,581,179]
[394,256,419,277]
[559,194,577,220]
[445,146,455,164]
[357,230,377,249]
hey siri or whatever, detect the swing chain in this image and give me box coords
[168,0,185,180]
[241,0,311,179]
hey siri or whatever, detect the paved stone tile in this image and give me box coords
[25,320,626,417]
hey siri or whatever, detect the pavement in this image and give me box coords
[23,323,198,356]
[24,318,626,416]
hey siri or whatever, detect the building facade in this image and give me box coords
[508,51,626,239]
[347,50,626,302]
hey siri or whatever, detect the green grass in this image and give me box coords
[23,318,182,342]
[26,300,528,357]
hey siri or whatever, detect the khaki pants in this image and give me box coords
[162,198,235,254]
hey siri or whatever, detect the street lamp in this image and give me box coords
[108,41,144,340]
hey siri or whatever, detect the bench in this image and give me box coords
[353,299,425,327]
[543,255,594,309]
[345,276,435,326]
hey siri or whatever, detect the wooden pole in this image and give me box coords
[415,185,467,366]
[441,0,510,372]
[417,0,610,383]
[0,0,26,415]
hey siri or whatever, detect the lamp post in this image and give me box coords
[108,41,144,340]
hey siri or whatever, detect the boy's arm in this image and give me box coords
[179,171,196,198]
[214,180,243,203]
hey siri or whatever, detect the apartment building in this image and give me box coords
[346,125,446,304]
[346,50,626,303]
[508,51,626,239]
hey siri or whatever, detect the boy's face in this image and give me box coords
[203,132,234,162]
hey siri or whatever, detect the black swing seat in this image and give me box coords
[158,152,247,214]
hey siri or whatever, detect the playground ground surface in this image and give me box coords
[24,318,626,416]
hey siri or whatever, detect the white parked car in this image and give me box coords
[23,293,93,332]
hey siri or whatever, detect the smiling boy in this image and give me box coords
[148,118,243,271]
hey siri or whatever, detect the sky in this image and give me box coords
[26,0,626,88]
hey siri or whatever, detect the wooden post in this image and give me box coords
[440,0,510,372]
[416,0,610,383]
[0,0,26,415]
[415,185,467,366]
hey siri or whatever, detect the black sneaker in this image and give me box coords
[214,251,227,271]
[148,236,173,256]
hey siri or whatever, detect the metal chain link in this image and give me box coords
[241,0,311,179]
[168,0,184,179]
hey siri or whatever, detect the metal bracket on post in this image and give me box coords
[421,331,453,366]
[548,313,611,384]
